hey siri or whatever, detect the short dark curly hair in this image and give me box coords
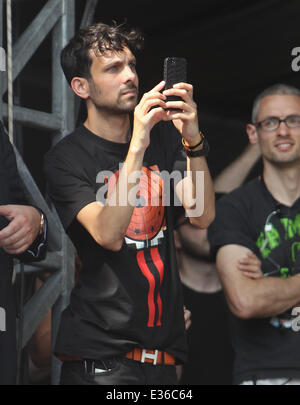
[61,22,144,85]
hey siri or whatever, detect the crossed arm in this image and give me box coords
[216,244,300,319]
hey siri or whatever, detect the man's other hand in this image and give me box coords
[0,205,41,255]
[237,252,263,279]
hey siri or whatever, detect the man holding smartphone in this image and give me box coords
[44,22,214,385]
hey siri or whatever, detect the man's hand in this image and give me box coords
[0,205,41,255]
[132,81,200,152]
[163,82,200,146]
[237,252,264,279]
[131,81,168,152]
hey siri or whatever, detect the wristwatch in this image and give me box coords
[185,137,209,158]
[39,212,45,235]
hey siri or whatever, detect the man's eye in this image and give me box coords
[288,115,300,124]
[263,118,277,127]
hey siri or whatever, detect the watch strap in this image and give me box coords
[185,138,209,157]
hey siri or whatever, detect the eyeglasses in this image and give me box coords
[255,114,300,131]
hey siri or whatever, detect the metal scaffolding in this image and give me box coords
[0,0,98,384]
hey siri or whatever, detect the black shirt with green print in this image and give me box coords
[208,177,300,384]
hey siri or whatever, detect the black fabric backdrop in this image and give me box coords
[93,0,300,178]
[9,0,300,185]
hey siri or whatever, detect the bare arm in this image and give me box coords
[186,152,215,229]
[175,155,215,229]
[77,147,144,251]
[216,244,300,319]
[214,143,261,194]
[166,83,215,228]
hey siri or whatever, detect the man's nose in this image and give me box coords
[123,65,136,82]
[277,120,289,136]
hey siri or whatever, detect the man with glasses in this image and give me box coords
[208,83,300,385]
[174,142,261,384]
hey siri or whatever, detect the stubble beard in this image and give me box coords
[89,81,138,115]
[94,94,138,115]
[265,147,300,167]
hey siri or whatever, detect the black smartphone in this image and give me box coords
[163,57,187,103]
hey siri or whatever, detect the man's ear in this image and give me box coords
[246,123,258,145]
[71,77,90,99]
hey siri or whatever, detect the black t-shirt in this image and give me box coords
[44,122,188,363]
[208,177,300,384]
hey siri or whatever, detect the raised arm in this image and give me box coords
[213,143,261,194]
[216,244,300,319]
[166,83,215,228]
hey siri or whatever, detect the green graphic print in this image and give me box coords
[256,214,300,278]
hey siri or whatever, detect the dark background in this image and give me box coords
[4,0,300,192]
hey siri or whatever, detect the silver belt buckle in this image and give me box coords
[141,349,159,365]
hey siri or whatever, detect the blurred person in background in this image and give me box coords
[175,142,260,384]
[209,84,300,385]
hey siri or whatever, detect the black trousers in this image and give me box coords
[60,357,178,385]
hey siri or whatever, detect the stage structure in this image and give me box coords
[0,0,98,384]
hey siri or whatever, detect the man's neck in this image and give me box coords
[263,160,300,206]
[84,108,131,143]
[178,251,221,293]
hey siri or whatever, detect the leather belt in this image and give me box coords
[58,348,175,366]
[126,348,175,365]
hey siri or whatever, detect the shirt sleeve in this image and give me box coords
[44,145,96,230]
[207,193,257,260]
[0,121,25,205]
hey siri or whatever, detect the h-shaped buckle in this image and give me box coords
[141,349,159,365]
